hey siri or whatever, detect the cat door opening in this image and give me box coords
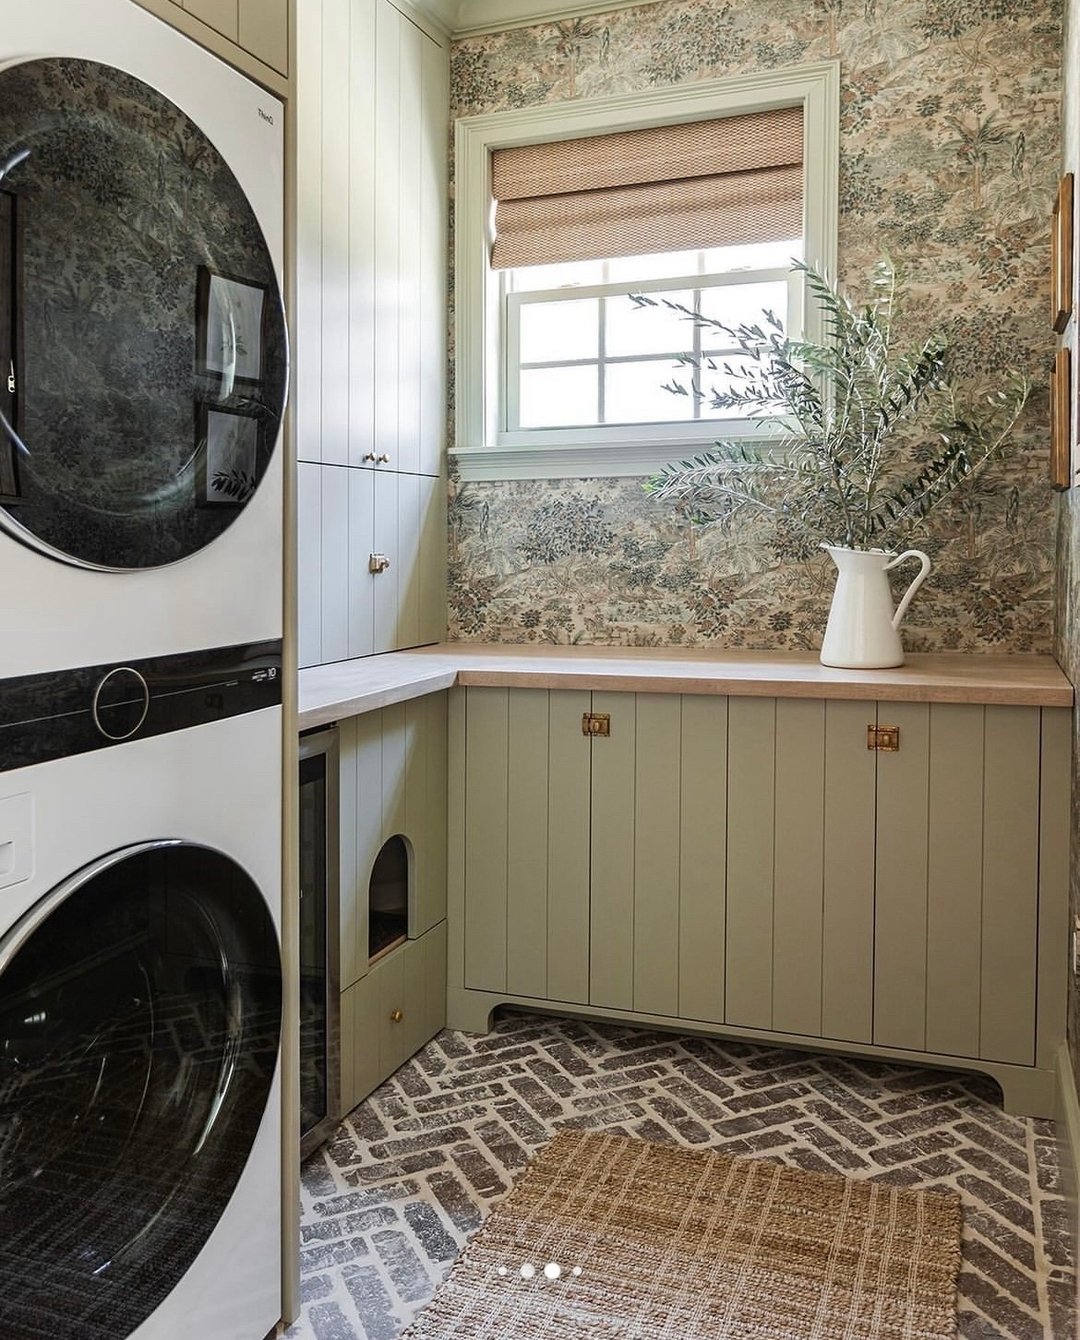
[369,835,409,963]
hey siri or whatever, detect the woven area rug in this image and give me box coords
[400,1128,962,1339]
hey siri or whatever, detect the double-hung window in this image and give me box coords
[454,62,840,480]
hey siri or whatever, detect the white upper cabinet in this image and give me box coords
[296,0,449,666]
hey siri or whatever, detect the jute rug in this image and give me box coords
[400,1128,962,1339]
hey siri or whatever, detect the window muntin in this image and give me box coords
[501,240,800,439]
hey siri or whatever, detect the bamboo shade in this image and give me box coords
[491,104,804,269]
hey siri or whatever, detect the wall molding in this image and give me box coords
[413,0,670,38]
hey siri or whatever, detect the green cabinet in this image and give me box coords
[336,694,448,1114]
[449,686,1070,1116]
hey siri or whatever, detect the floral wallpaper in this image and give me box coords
[448,0,1061,652]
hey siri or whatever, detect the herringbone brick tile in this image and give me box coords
[286,1013,1075,1340]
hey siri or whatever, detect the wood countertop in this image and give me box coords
[298,644,1073,729]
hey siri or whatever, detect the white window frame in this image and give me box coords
[452,60,840,481]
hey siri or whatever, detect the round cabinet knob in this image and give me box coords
[389,1009,404,1024]
[376,453,390,464]
[362,452,377,463]
[369,553,391,574]
[92,667,150,741]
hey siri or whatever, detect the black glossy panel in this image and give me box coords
[0,58,287,568]
[299,753,329,1139]
[0,844,281,1340]
[0,639,282,772]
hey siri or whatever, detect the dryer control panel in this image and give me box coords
[0,640,282,773]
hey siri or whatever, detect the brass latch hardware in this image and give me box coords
[369,553,391,574]
[582,712,611,738]
[867,724,900,752]
[389,1009,404,1023]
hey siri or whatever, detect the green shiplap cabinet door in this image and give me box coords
[504,689,590,1002]
[874,701,931,1052]
[979,707,1040,1065]
[725,697,777,1029]
[409,692,448,939]
[632,696,682,1018]
[546,693,591,1005]
[678,697,728,1023]
[772,699,827,1037]
[821,700,875,1044]
[589,692,637,1011]
[463,689,510,993]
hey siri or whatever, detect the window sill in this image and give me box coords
[449,433,778,481]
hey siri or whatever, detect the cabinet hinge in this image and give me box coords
[867,724,900,752]
[582,712,611,738]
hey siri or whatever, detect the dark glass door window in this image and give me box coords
[0,58,288,570]
[0,842,281,1340]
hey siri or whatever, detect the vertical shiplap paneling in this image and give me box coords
[376,949,406,1076]
[423,921,449,1041]
[725,697,777,1030]
[874,701,930,1052]
[446,688,468,994]
[340,973,381,1113]
[589,692,636,1011]
[395,13,423,476]
[380,701,408,841]
[402,934,429,1060]
[320,466,349,663]
[418,31,448,478]
[337,717,360,989]
[678,695,727,1023]
[296,462,322,666]
[772,699,826,1037]
[463,689,509,992]
[395,471,421,649]
[1037,709,1071,1071]
[294,0,323,463]
[925,704,984,1059]
[347,465,375,658]
[981,707,1040,1065]
[633,695,681,1017]
[423,693,449,934]
[419,473,446,643]
[547,691,592,1005]
[351,708,384,975]
[319,0,350,466]
[821,700,875,1043]
[373,0,401,463]
[348,0,376,468]
[403,694,430,938]
[506,689,550,999]
[372,469,400,653]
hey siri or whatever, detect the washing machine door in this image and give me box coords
[0,56,288,570]
[0,841,282,1340]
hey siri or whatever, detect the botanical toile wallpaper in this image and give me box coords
[448,0,1062,653]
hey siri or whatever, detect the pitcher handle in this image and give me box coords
[884,549,932,630]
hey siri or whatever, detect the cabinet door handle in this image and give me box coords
[362,451,377,463]
[389,1009,404,1023]
[369,553,391,574]
[376,453,391,464]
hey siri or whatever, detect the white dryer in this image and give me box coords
[0,642,283,1340]
[0,0,287,678]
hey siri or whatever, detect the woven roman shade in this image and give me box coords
[490,104,804,270]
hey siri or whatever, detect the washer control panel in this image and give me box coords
[0,640,282,773]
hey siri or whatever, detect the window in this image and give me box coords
[454,62,840,480]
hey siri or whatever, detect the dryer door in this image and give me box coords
[0,841,282,1340]
[0,57,288,570]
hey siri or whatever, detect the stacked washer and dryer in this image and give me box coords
[0,2,288,1338]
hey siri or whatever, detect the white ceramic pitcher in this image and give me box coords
[819,545,932,669]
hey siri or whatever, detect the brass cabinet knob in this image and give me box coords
[389,1009,404,1023]
[369,553,391,574]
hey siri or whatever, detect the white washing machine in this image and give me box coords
[0,642,283,1340]
[0,0,287,678]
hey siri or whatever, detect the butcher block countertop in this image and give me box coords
[297,644,1073,730]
